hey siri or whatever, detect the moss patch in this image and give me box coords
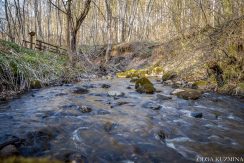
[116,66,164,79]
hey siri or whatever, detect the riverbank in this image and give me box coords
[0,40,84,101]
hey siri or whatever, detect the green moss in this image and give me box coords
[135,77,155,94]
[116,66,164,79]
[192,80,208,89]
[153,67,164,75]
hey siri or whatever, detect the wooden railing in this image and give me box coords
[23,39,67,54]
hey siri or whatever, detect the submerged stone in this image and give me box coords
[104,122,116,132]
[72,87,89,94]
[156,94,172,100]
[101,84,111,88]
[155,130,167,141]
[80,106,92,113]
[142,101,161,110]
[191,112,203,118]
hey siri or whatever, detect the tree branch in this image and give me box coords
[48,0,67,15]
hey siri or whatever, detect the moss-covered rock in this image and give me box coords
[162,71,177,81]
[30,80,42,89]
[135,77,155,94]
[173,88,202,100]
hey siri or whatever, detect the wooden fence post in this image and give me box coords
[28,31,36,49]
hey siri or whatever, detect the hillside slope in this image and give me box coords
[101,16,244,95]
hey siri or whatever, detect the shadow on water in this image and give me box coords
[0,78,244,162]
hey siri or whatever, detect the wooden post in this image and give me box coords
[28,31,36,49]
[38,40,42,51]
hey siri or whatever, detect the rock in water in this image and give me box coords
[191,112,203,118]
[108,91,125,97]
[72,87,89,94]
[172,88,202,100]
[80,106,92,113]
[101,84,111,88]
[142,102,161,110]
[135,77,155,94]
[156,94,172,100]
[0,145,19,157]
[104,122,115,132]
[155,130,167,141]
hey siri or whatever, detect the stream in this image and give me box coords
[0,78,244,162]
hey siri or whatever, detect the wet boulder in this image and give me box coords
[172,88,202,100]
[135,77,155,94]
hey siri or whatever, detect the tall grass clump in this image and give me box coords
[0,40,72,97]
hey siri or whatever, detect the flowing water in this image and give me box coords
[0,78,244,162]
